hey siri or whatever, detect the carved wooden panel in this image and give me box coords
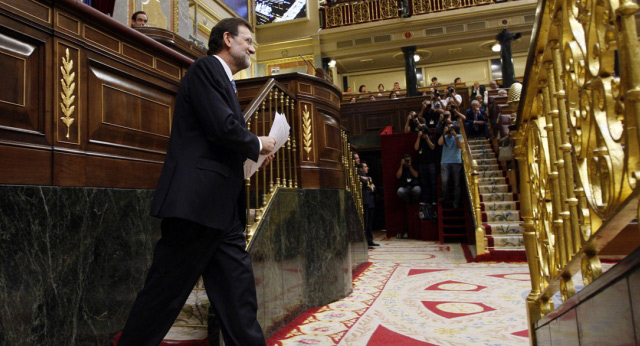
[84,25,120,53]
[86,58,174,156]
[122,43,154,68]
[55,10,80,36]
[0,0,51,25]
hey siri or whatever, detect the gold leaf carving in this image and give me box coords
[303,105,312,160]
[59,48,76,139]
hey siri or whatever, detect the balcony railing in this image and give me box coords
[321,0,496,29]
[514,0,640,340]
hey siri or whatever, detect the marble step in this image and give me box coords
[469,144,492,150]
[478,170,504,178]
[483,222,524,235]
[482,201,519,211]
[485,235,525,249]
[483,210,520,222]
[478,177,506,185]
[475,158,498,166]
[476,164,500,172]
[471,150,495,159]
[468,139,491,144]
[479,184,510,194]
[481,192,515,202]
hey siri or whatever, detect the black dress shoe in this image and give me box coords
[368,242,380,246]
[368,246,374,249]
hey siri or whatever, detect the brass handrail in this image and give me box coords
[342,130,365,226]
[514,0,640,339]
[243,80,298,244]
[458,124,486,254]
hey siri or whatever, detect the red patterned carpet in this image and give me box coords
[267,234,532,345]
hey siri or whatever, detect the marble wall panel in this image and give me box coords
[628,269,640,345]
[0,185,366,344]
[576,278,636,344]
[249,188,367,338]
[549,309,579,344]
[0,185,159,345]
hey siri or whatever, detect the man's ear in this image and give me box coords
[223,32,233,49]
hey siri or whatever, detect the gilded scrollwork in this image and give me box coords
[516,0,640,328]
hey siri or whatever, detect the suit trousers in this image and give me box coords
[118,217,265,346]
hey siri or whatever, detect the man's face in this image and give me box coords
[472,102,480,111]
[490,81,498,89]
[227,25,255,72]
[133,13,148,27]
[362,163,369,174]
[393,82,400,90]
[474,81,479,88]
[353,154,360,165]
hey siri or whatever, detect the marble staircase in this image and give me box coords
[468,138,525,259]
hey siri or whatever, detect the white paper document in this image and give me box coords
[243,111,290,179]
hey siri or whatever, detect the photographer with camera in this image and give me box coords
[442,85,462,109]
[396,154,421,204]
[404,110,426,133]
[431,88,445,114]
[438,122,463,209]
[447,103,467,130]
[414,126,438,206]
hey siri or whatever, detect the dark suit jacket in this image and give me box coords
[470,85,485,99]
[465,109,487,128]
[151,56,260,230]
[360,175,375,208]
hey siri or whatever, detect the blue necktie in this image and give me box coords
[231,79,236,93]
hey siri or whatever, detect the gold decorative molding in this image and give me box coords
[173,0,179,34]
[302,105,312,160]
[260,55,315,66]
[59,48,76,140]
[142,0,168,29]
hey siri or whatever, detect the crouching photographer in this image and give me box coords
[396,154,421,205]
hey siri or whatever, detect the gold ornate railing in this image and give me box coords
[458,124,486,254]
[342,130,365,226]
[244,79,299,243]
[320,0,495,29]
[514,0,640,339]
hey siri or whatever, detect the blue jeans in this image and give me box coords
[397,186,421,204]
[441,163,462,205]
[419,163,437,204]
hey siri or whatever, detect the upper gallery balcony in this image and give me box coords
[320,0,522,29]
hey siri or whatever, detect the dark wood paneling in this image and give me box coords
[0,0,51,25]
[55,10,80,35]
[84,56,175,158]
[122,43,154,68]
[155,58,180,79]
[84,25,120,53]
[0,144,52,184]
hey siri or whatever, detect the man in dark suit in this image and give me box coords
[118,18,275,346]
[360,162,379,248]
[465,100,488,138]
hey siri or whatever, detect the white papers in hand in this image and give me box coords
[243,111,290,179]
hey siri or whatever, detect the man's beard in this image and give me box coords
[231,49,250,71]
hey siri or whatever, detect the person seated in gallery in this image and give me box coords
[429,77,441,87]
[453,77,462,84]
[465,100,489,138]
[470,81,486,103]
[358,85,367,94]
[389,91,399,99]
[131,11,148,27]
[343,87,353,94]
[377,84,386,96]
[498,89,508,97]
[489,80,500,90]
[392,82,402,91]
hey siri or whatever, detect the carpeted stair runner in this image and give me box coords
[468,138,525,261]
